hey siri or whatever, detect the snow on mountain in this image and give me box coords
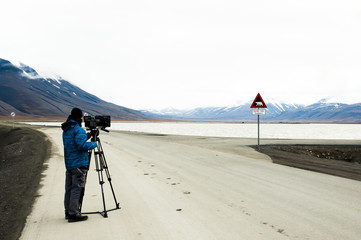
[10,60,64,85]
[141,100,303,121]
[274,100,361,123]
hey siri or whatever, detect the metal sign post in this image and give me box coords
[257,115,259,148]
[250,93,267,148]
[10,112,16,128]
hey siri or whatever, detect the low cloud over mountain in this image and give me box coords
[0,58,152,120]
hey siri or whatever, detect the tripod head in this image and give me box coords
[88,127,109,142]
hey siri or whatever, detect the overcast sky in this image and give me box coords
[1,0,361,110]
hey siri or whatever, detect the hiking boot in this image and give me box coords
[68,214,88,223]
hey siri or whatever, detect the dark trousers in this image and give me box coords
[64,167,88,215]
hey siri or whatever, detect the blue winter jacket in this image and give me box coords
[61,119,97,170]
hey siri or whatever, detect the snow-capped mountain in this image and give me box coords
[141,101,303,121]
[0,58,152,120]
[276,101,361,123]
[141,100,361,123]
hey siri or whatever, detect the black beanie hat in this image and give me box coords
[71,108,83,119]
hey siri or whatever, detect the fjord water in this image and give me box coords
[23,122,361,140]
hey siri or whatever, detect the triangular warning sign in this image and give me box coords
[250,93,267,108]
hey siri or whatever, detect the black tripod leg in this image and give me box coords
[101,159,120,209]
[97,139,120,209]
[94,144,108,217]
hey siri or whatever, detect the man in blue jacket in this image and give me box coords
[61,108,97,222]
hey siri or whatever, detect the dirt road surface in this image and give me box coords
[20,128,361,240]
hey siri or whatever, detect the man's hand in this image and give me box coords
[87,132,92,140]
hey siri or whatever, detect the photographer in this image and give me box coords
[61,108,97,222]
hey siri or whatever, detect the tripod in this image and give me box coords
[79,128,120,218]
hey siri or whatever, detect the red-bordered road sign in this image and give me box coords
[250,93,267,108]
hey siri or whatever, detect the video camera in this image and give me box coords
[84,115,111,131]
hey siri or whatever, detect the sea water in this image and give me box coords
[20,122,361,140]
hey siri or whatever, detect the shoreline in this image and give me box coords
[9,121,361,142]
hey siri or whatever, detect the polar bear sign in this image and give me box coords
[250,93,267,108]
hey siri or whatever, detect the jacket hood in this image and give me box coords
[61,118,80,132]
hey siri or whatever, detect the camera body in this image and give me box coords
[84,115,111,130]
